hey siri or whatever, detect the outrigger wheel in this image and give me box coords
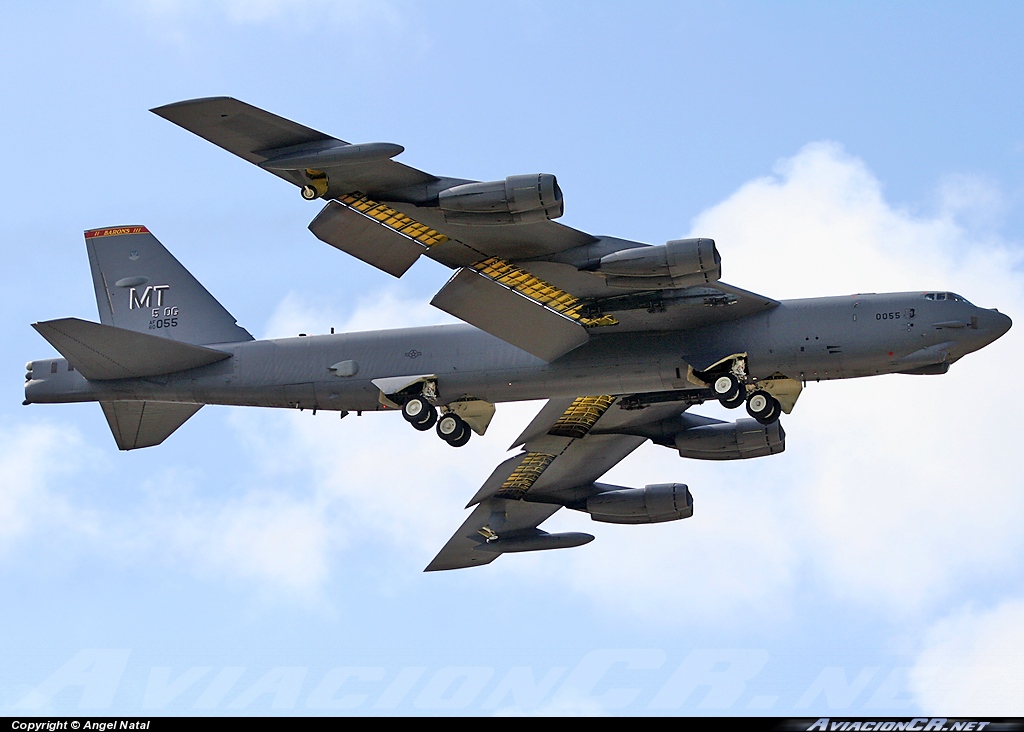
[300,175,329,200]
[745,390,781,425]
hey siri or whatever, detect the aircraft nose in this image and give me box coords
[992,309,1012,338]
[979,308,1012,344]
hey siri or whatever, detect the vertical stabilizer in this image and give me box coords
[86,226,253,345]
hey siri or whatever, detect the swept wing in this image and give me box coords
[426,395,696,571]
[154,98,778,361]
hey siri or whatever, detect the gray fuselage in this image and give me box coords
[24,292,1011,411]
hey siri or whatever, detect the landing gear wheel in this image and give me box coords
[403,397,437,431]
[713,374,741,402]
[301,185,319,200]
[721,388,746,410]
[756,397,781,425]
[447,426,471,447]
[745,390,771,418]
[402,396,429,423]
[411,405,437,431]
[436,413,468,446]
[746,390,781,425]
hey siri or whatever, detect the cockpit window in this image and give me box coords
[924,292,972,304]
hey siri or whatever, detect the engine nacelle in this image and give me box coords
[586,483,693,524]
[437,174,563,225]
[596,237,721,289]
[674,418,784,460]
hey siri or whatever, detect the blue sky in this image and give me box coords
[2,1,1023,715]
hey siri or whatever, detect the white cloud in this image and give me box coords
[559,482,800,621]
[234,398,544,557]
[909,598,1024,715]
[161,489,333,592]
[0,421,97,551]
[691,142,1021,301]
[0,422,334,594]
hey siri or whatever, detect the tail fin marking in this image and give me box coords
[85,226,253,345]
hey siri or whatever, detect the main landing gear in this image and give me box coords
[712,373,781,425]
[436,412,471,447]
[401,396,471,447]
[401,396,436,431]
[712,374,746,410]
[744,390,781,425]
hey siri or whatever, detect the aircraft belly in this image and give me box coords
[437,366,671,404]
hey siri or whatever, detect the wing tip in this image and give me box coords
[423,555,496,572]
[150,96,236,115]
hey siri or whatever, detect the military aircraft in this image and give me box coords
[23,98,1011,571]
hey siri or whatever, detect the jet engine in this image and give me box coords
[674,418,785,460]
[585,483,693,524]
[437,174,563,225]
[595,237,721,289]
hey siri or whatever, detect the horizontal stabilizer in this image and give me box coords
[33,318,230,381]
[100,401,202,450]
[430,268,589,362]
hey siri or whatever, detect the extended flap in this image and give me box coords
[430,268,589,362]
[33,318,231,380]
[509,397,577,449]
[309,200,427,278]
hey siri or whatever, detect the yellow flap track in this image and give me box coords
[547,395,616,439]
[495,452,556,500]
[338,193,449,248]
[471,257,618,328]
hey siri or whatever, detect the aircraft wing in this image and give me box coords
[151,97,436,196]
[155,98,778,361]
[426,395,694,571]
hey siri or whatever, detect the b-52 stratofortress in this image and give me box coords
[24,98,1011,570]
